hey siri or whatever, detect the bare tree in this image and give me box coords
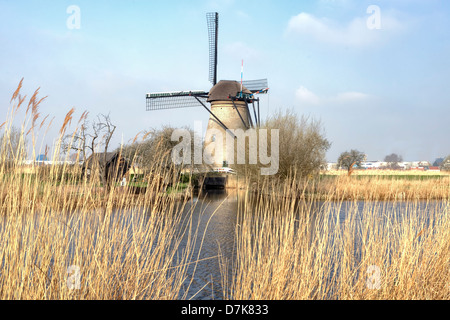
[89,114,117,191]
[94,114,116,163]
[64,113,118,190]
[62,112,90,164]
[338,149,365,175]
[64,113,116,157]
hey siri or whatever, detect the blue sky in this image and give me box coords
[1,0,449,162]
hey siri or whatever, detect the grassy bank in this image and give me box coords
[310,173,450,201]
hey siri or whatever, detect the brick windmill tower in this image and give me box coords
[146,12,269,168]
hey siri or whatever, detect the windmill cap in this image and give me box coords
[207,80,252,102]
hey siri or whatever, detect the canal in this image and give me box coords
[175,189,448,299]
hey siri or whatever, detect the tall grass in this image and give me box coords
[223,176,450,300]
[0,81,199,299]
[314,174,450,201]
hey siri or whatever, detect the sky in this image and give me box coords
[1,0,449,163]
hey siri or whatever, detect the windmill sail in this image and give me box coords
[146,91,208,111]
[207,12,219,86]
[242,79,269,94]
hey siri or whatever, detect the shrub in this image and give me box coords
[232,109,330,181]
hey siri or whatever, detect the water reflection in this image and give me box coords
[178,189,243,300]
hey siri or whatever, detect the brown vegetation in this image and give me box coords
[1,80,449,300]
[223,176,450,300]
[0,81,198,299]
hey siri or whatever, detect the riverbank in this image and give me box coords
[313,172,450,200]
[249,171,450,201]
[1,164,449,300]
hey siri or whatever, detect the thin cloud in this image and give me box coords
[286,11,406,47]
[295,86,321,105]
[334,91,370,103]
[295,86,370,105]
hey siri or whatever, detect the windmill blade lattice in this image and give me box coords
[242,79,269,94]
[206,12,219,86]
[146,91,208,111]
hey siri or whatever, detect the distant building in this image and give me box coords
[36,154,48,162]
[323,159,442,172]
[360,161,387,169]
[419,161,432,167]
[433,158,444,167]
[35,154,49,166]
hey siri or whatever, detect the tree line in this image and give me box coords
[4,109,449,186]
[337,149,450,174]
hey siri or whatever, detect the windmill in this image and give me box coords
[146,12,269,168]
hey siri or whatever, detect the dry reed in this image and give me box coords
[223,175,450,300]
[314,174,450,201]
[0,81,200,299]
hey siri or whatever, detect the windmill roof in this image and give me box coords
[207,80,252,102]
